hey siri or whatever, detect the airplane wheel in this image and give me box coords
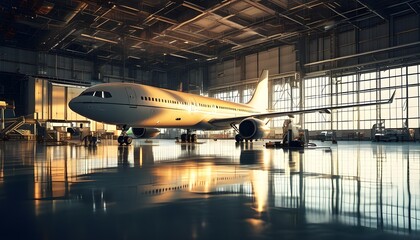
[124,136,132,145]
[187,134,192,142]
[117,136,125,145]
[235,134,243,143]
[191,134,197,143]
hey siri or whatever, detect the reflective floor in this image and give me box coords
[0,139,420,240]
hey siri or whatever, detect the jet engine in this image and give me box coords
[130,128,160,138]
[238,117,269,140]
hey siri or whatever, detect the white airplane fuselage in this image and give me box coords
[69,69,394,143]
[69,82,260,130]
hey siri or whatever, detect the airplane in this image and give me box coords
[69,70,395,145]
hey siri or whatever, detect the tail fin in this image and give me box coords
[247,70,269,111]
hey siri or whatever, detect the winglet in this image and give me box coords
[388,90,396,103]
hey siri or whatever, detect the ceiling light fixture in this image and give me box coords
[81,34,118,44]
[120,5,139,12]
[169,53,188,59]
[206,57,218,61]
[128,55,141,60]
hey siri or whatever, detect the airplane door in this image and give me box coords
[189,97,197,112]
[125,87,137,108]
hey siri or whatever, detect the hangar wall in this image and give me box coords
[25,77,114,132]
[0,46,168,87]
[0,46,170,133]
[0,12,419,138]
[205,12,420,137]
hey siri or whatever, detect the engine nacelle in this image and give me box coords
[238,118,270,140]
[130,128,160,138]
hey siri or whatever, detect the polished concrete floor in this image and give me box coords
[0,139,419,240]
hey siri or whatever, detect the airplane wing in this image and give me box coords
[209,90,396,126]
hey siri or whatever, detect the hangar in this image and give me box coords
[0,1,419,239]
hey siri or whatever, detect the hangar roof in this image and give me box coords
[0,0,417,70]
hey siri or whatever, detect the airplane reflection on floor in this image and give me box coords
[0,140,419,239]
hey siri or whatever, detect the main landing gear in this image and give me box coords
[235,134,243,142]
[235,134,253,143]
[117,125,133,145]
[231,123,252,143]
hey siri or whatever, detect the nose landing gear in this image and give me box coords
[117,135,133,145]
[118,125,132,145]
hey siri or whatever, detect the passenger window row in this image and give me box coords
[140,96,187,105]
[140,95,253,113]
[81,91,112,98]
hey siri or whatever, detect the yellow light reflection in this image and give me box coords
[139,147,143,167]
[251,170,268,213]
[204,166,212,193]
[188,170,197,191]
[262,149,270,169]
[148,161,250,203]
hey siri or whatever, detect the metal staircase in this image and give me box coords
[1,116,26,137]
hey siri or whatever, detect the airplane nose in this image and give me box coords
[68,98,79,112]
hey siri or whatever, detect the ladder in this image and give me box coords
[1,116,26,136]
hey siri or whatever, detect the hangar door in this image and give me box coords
[52,85,65,120]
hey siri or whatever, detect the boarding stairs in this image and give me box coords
[1,116,26,136]
[0,115,39,139]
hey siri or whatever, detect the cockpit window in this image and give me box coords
[80,91,112,98]
[104,92,112,98]
[94,91,102,97]
[81,91,94,96]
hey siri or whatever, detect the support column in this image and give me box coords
[1,107,4,131]
[0,101,6,131]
